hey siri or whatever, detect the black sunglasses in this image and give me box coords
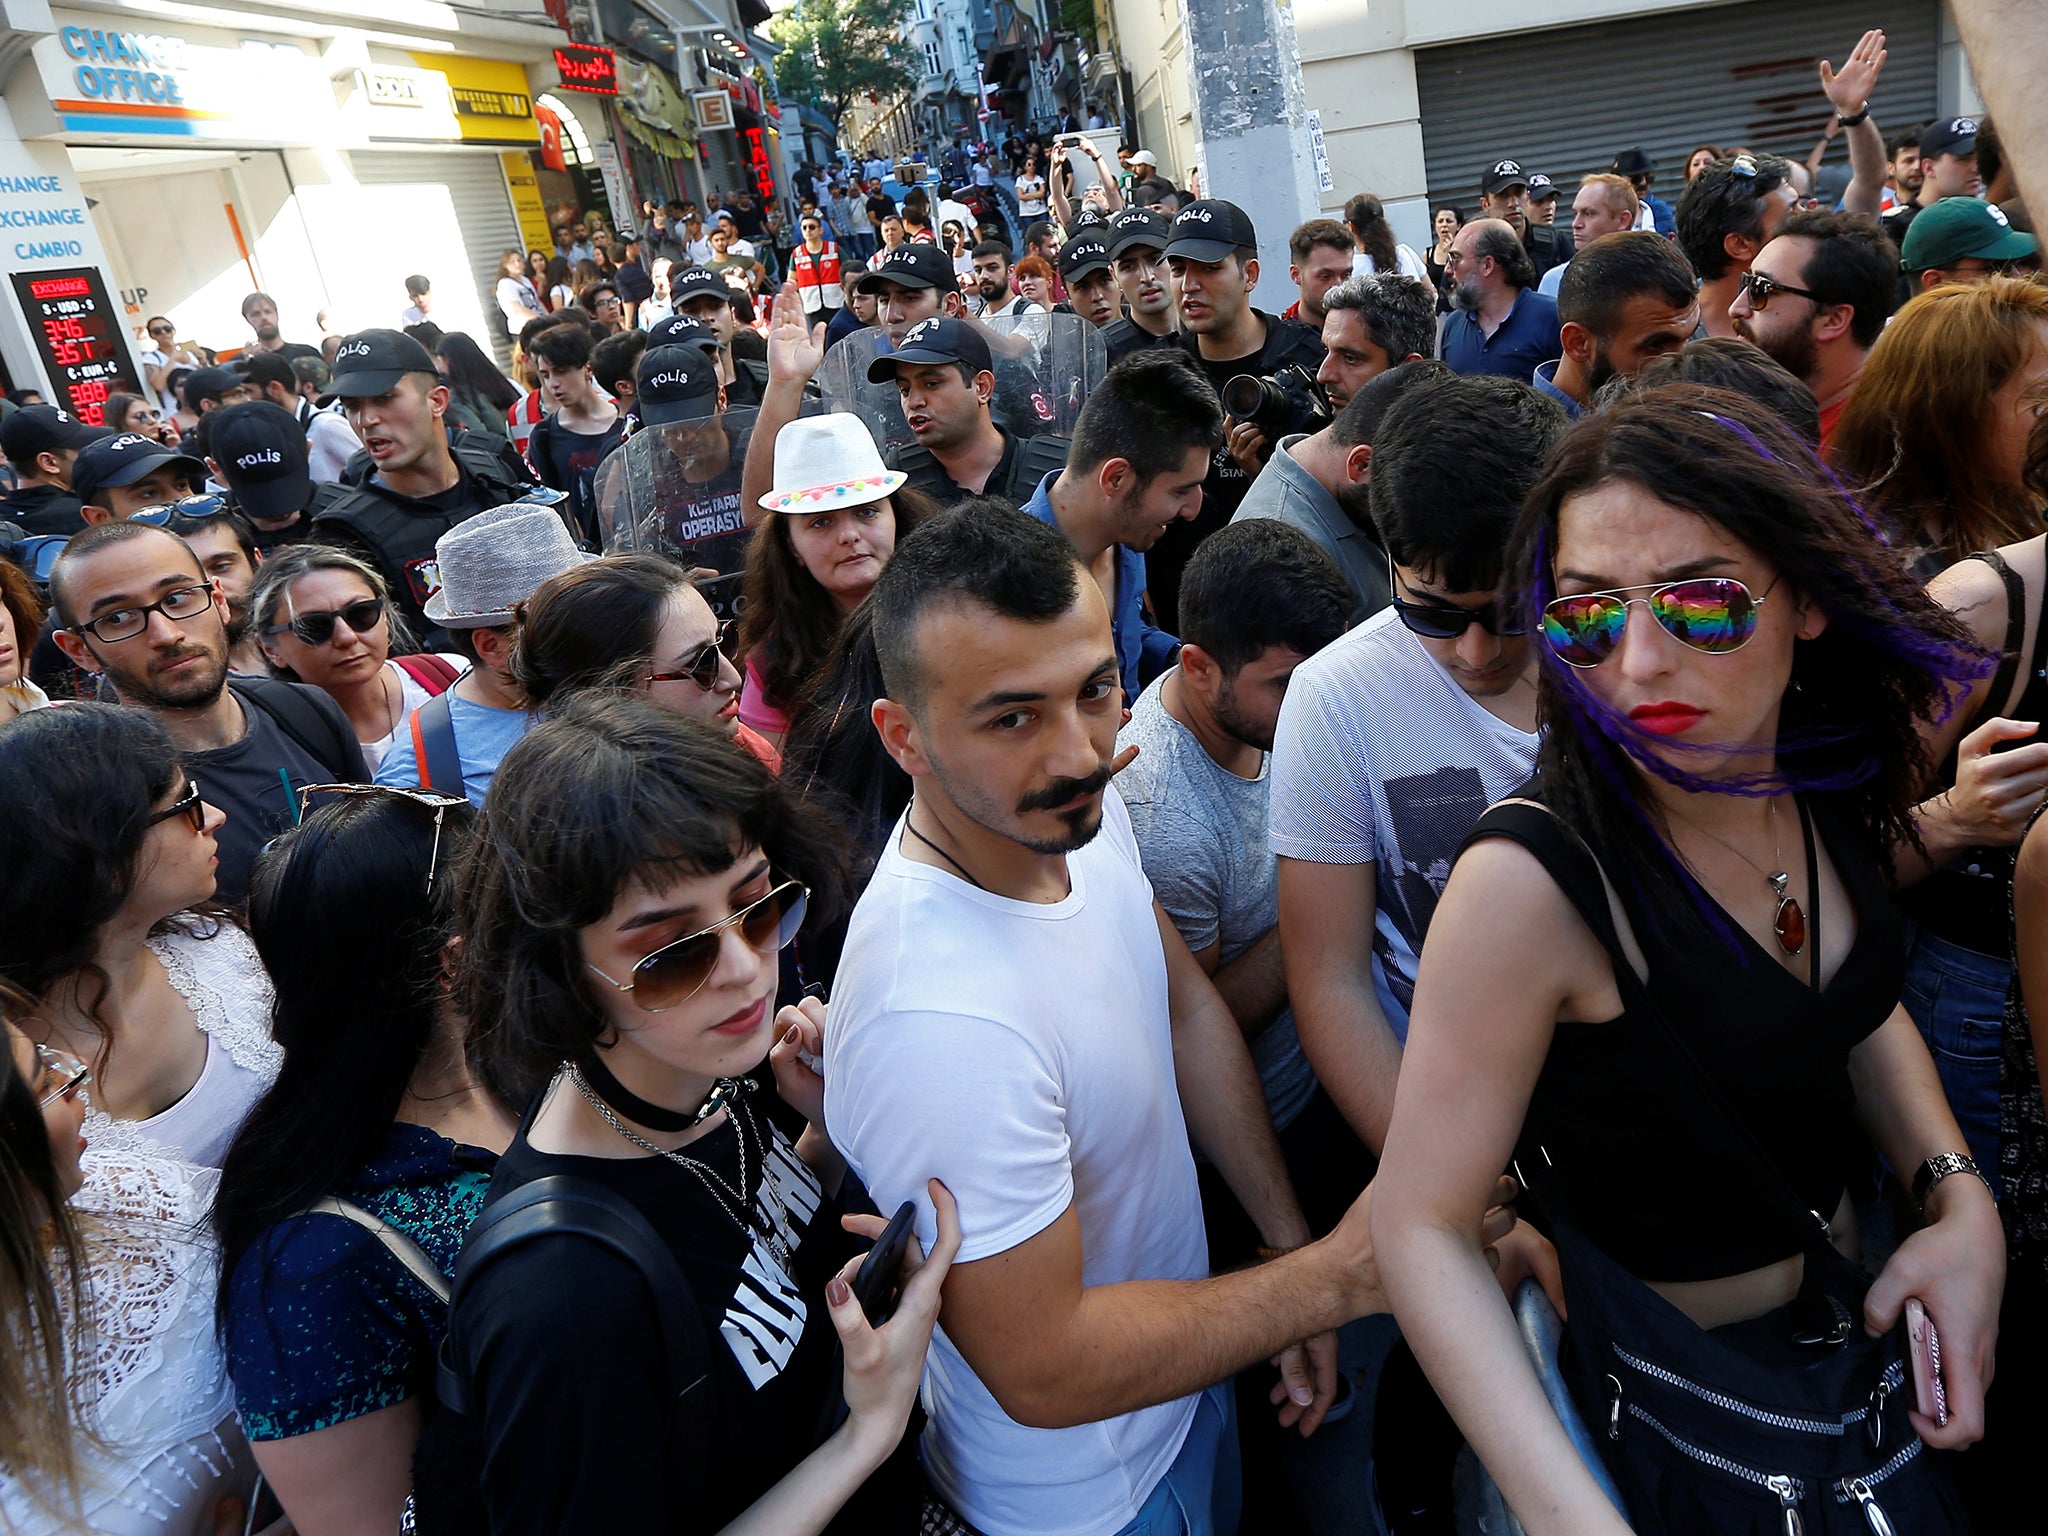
[1737,270,1826,311]
[646,620,736,690]
[148,777,207,834]
[1388,559,1527,639]
[271,595,385,646]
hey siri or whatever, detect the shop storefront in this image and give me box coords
[0,5,558,394]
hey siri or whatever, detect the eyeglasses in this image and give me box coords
[132,493,232,527]
[35,1044,91,1108]
[293,783,469,892]
[147,323,175,336]
[270,595,385,647]
[71,582,216,644]
[148,777,207,834]
[646,620,736,691]
[1389,560,1527,639]
[1737,270,1825,311]
[1541,577,1775,668]
[586,881,810,1011]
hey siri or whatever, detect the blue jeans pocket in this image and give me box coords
[1901,928,2009,1199]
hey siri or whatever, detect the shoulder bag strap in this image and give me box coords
[229,676,366,783]
[303,1195,451,1303]
[402,691,464,795]
[1469,799,1833,1257]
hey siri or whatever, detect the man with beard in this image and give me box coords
[147,499,269,675]
[1102,207,1178,362]
[47,521,363,901]
[1883,125,1924,216]
[1533,232,1700,418]
[1728,209,1897,446]
[1234,360,1447,622]
[972,242,1043,320]
[828,502,1387,1536]
[239,291,323,365]
[1439,218,1561,380]
[1021,348,1221,697]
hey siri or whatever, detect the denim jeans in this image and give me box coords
[1900,923,2010,1200]
[1112,1382,1242,1536]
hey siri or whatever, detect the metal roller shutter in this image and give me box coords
[1415,0,1941,214]
[349,150,525,366]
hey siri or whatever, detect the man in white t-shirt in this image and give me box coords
[828,504,1383,1536]
[1271,373,1566,1156]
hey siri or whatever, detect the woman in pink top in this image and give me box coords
[738,415,934,747]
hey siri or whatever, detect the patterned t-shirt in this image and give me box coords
[224,1122,497,1439]
[1267,606,1538,1039]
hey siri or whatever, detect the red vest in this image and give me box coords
[789,241,842,298]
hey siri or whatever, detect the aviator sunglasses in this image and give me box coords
[1541,576,1776,668]
[586,880,809,1011]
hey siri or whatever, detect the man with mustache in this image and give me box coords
[48,521,364,902]
[1532,232,1701,420]
[828,502,1404,1536]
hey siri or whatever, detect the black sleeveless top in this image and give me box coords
[1465,791,1903,1283]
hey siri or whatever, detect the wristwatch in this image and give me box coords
[1911,1151,1987,1209]
[1838,105,1872,128]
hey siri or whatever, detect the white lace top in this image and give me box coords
[0,1151,254,1534]
[80,923,280,1172]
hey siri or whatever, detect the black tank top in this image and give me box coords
[1900,549,2048,953]
[1465,792,1903,1283]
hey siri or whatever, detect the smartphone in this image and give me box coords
[1905,1297,1949,1427]
[852,1201,918,1327]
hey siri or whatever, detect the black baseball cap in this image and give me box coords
[1612,146,1655,178]
[855,243,959,296]
[669,266,736,306]
[1481,158,1531,196]
[181,366,244,414]
[0,404,106,465]
[865,316,992,381]
[643,314,723,354]
[1919,116,1980,161]
[1058,231,1113,280]
[1162,200,1258,263]
[1527,173,1557,201]
[636,345,721,427]
[208,401,311,522]
[1105,206,1173,260]
[71,433,204,509]
[325,329,438,401]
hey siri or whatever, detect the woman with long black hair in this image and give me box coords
[444,694,954,1533]
[1374,387,2004,1534]
[434,331,522,448]
[213,785,511,1536]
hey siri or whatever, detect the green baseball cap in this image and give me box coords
[1900,197,2037,273]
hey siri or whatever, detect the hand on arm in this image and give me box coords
[1279,857,1405,1153]
[1820,29,1891,215]
[740,283,823,527]
[770,996,846,1194]
[1850,1009,2005,1448]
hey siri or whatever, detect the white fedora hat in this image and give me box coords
[423,501,595,628]
[758,413,908,514]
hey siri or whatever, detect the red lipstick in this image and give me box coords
[1629,701,1704,736]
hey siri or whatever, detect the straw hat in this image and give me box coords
[423,501,595,627]
[758,414,907,514]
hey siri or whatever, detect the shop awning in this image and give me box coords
[615,55,696,158]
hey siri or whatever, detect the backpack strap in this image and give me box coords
[303,1195,450,1303]
[227,675,366,783]
[403,691,464,795]
[439,1174,712,1503]
[392,654,460,693]
[1964,548,2026,730]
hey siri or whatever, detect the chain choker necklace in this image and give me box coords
[579,1047,753,1133]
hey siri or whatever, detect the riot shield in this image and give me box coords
[593,406,769,626]
[816,310,1109,451]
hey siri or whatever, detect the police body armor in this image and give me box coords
[885,431,1072,508]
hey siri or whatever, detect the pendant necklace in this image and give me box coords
[1670,796,1808,957]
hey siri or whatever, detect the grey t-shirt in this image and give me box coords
[1116,672,1316,1130]
[187,688,355,904]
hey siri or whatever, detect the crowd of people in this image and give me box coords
[5,17,2048,1536]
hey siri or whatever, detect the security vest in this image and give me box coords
[789,241,845,310]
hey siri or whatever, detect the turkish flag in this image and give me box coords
[536,104,566,172]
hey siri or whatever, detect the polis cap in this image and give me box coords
[1105,206,1173,260]
[0,404,106,466]
[855,243,959,296]
[1058,231,1113,280]
[325,329,438,401]
[1162,200,1258,264]
[207,401,311,523]
[1918,117,1979,162]
[635,344,721,427]
[1481,159,1532,196]
[669,266,738,307]
[865,316,992,381]
[71,434,205,510]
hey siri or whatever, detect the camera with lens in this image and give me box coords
[1220,364,1330,440]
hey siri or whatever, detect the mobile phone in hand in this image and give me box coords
[852,1201,918,1327]
[1905,1297,1948,1427]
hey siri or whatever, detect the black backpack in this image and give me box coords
[226,675,367,784]
[406,1175,711,1535]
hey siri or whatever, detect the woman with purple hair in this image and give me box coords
[1373,386,2001,1536]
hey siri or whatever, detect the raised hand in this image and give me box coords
[767,280,824,387]
[1820,28,1887,115]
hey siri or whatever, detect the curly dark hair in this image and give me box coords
[1510,385,1990,932]
[451,693,848,1107]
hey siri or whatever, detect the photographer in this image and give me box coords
[1156,199,1325,631]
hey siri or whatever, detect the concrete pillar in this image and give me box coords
[1179,0,1320,294]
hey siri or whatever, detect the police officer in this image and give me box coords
[1055,229,1121,330]
[311,330,538,640]
[1101,207,1180,363]
[667,265,769,407]
[868,317,1064,508]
